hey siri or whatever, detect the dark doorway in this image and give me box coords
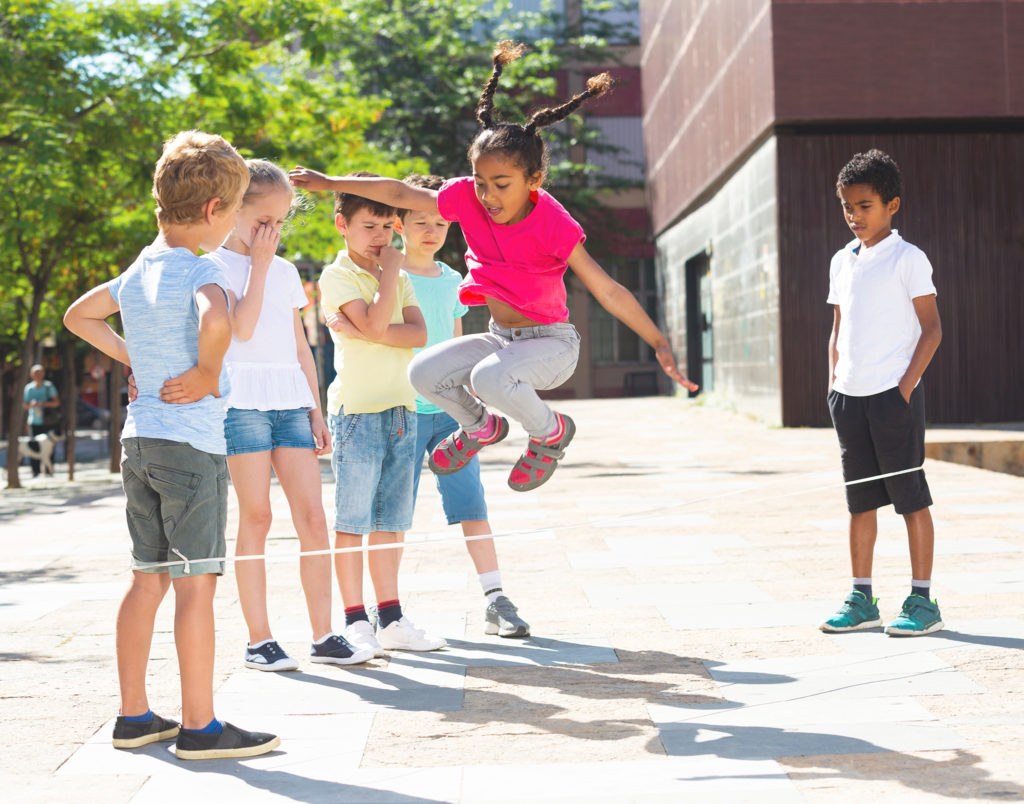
[685,252,713,397]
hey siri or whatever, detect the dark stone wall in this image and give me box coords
[777,128,1024,426]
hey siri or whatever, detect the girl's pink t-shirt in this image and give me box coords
[437,177,585,324]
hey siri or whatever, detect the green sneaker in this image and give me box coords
[819,591,882,633]
[884,594,944,637]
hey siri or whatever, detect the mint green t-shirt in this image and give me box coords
[406,262,468,415]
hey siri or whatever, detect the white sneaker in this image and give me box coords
[377,616,446,652]
[344,620,386,658]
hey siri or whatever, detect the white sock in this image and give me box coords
[479,570,503,603]
[248,638,273,650]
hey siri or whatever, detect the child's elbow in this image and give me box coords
[232,323,256,342]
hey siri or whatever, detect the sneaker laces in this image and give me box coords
[255,641,285,661]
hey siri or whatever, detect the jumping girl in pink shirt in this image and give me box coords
[291,41,697,491]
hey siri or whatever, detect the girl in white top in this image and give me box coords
[213,160,371,670]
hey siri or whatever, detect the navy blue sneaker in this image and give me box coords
[244,640,299,671]
[112,713,180,749]
[310,633,373,665]
[175,721,279,760]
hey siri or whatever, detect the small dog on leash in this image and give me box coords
[19,431,66,477]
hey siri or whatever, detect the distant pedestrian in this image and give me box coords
[23,364,60,476]
[820,149,944,637]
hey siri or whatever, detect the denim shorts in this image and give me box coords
[828,384,932,515]
[224,407,315,455]
[121,438,227,579]
[329,407,415,534]
[413,411,488,525]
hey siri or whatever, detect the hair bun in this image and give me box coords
[494,40,527,67]
[586,72,614,97]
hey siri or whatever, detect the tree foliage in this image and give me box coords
[0,0,634,487]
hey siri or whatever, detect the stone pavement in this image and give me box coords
[2,398,1023,803]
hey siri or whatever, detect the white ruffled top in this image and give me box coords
[209,248,316,412]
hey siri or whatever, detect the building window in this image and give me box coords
[589,257,656,363]
[586,116,645,183]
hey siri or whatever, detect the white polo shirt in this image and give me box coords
[827,230,936,397]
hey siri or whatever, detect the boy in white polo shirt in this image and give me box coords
[820,149,944,637]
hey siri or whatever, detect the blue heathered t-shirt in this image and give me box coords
[107,246,230,454]
[406,262,468,415]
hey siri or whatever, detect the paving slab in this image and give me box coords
[4,398,1024,802]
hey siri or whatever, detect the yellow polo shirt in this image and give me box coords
[319,252,419,415]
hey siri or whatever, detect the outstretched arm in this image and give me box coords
[288,167,440,215]
[64,284,130,366]
[567,242,698,392]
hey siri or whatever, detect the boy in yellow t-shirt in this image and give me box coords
[318,172,445,654]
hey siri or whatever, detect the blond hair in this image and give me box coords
[152,131,250,225]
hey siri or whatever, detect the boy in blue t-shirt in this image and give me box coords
[64,131,279,759]
[820,149,943,638]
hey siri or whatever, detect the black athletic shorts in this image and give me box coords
[827,384,932,515]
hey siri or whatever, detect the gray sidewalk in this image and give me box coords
[2,398,1023,802]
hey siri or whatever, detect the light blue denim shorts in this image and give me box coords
[413,411,488,525]
[224,407,315,456]
[329,407,415,534]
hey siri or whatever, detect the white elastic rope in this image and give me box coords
[135,463,925,572]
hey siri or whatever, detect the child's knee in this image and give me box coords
[171,572,218,600]
[239,504,273,531]
[468,362,508,401]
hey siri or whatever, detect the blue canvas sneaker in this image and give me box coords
[819,590,882,633]
[884,594,944,636]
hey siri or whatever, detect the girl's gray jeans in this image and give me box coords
[408,320,580,437]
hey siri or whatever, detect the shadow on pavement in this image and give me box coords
[783,748,1024,800]
[139,745,446,803]
[930,630,1024,651]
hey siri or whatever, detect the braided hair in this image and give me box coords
[470,41,613,179]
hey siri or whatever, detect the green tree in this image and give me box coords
[0,0,406,487]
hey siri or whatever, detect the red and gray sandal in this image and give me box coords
[428,414,509,476]
[507,413,576,492]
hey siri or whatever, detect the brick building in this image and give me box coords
[639,0,1024,425]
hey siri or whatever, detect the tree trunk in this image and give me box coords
[4,359,32,490]
[61,335,78,481]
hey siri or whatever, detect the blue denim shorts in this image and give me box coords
[224,407,315,456]
[329,407,415,534]
[413,411,488,525]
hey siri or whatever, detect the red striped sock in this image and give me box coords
[377,599,403,628]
